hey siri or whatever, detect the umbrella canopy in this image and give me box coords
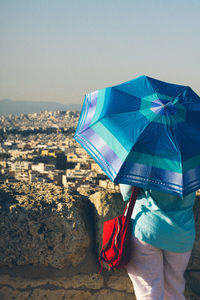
[74,75,200,196]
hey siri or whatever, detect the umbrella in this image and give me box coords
[74,75,200,197]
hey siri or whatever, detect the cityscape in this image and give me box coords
[0,110,119,197]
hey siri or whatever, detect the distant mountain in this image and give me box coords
[0,99,81,115]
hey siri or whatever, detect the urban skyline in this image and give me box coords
[0,110,118,192]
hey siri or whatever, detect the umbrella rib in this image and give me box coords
[148,78,188,101]
[77,116,105,135]
[101,111,142,118]
[160,107,183,188]
[78,110,149,134]
[103,109,158,123]
[148,79,194,111]
[168,125,183,188]
[116,119,154,178]
[114,86,142,102]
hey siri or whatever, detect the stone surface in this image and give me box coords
[68,273,104,289]
[0,182,199,299]
[0,182,90,268]
[30,289,91,300]
[107,275,133,293]
[89,289,136,300]
[185,271,200,299]
[0,287,31,300]
[0,286,135,300]
[0,275,49,289]
[89,190,124,251]
[0,273,104,290]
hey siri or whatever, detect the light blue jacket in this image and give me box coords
[120,184,196,252]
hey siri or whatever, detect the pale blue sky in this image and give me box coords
[0,0,199,104]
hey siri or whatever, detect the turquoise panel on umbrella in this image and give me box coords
[74,75,200,196]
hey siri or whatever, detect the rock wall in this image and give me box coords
[0,183,90,268]
[0,182,199,300]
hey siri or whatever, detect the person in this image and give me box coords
[120,184,196,300]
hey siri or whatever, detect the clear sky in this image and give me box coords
[0,0,199,104]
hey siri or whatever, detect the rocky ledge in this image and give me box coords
[0,182,199,299]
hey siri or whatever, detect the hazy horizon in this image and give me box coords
[1,0,200,105]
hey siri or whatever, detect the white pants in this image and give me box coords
[126,236,191,300]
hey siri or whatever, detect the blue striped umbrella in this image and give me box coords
[74,75,200,196]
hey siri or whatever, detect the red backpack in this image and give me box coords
[99,187,140,271]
